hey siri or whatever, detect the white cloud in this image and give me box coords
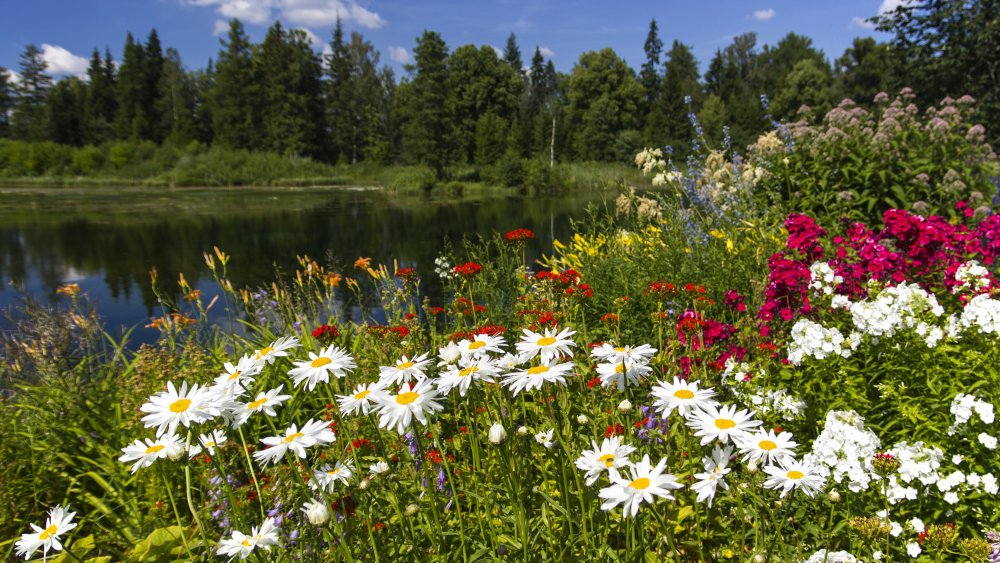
[490,45,503,58]
[183,0,385,30]
[750,8,775,21]
[4,68,22,85]
[878,0,914,15]
[213,19,231,35]
[40,44,88,77]
[538,46,555,59]
[294,26,324,47]
[851,16,876,29]
[387,46,411,64]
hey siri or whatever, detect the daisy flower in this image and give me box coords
[336,382,383,416]
[458,334,507,358]
[501,359,576,396]
[213,354,263,394]
[311,460,355,492]
[253,335,300,365]
[575,436,637,485]
[378,352,432,386]
[436,341,462,367]
[535,428,556,448]
[650,377,718,418]
[15,505,77,560]
[253,419,336,466]
[373,379,445,434]
[596,360,652,391]
[516,326,577,362]
[764,459,826,498]
[737,429,798,466]
[436,358,500,396]
[598,454,683,518]
[590,343,657,365]
[289,345,356,391]
[217,517,280,561]
[495,352,524,373]
[188,429,228,457]
[687,403,761,446]
[691,445,733,507]
[140,381,220,436]
[119,432,184,473]
[232,385,291,428]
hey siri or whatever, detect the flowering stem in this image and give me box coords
[160,470,195,560]
[183,438,211,556]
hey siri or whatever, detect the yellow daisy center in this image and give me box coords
[615,364,625,373]
[537,336,557,346]
[629,477,651,490]
[786,470,804,480]
[256,346,274,358]
[614,347,625,352]
[283,432,305,443]
[598,453,615,468]
[205,441,216,448]
[397,361,414,370]
[674,389,695,400]
[311,357,332,368]
[247,397,268,409]
[468,341,486,350]
[759,440,778,451]
[242,539,252,547]
[396,391,419,405]
[527,365,549,375]
[227,370,241,381]
[38,525,58,540]
[354,390,371,400]
[714,418,736,430]
[459,366,479,377]
[145,445,165,455]
[169,398,192,413]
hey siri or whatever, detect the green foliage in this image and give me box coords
[749,90,1000,221]
[565,48,643,161]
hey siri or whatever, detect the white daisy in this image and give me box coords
[378,352,432,386]
[336,382,383,416]
[590,343,657,365]
[232,385,291,428]
[217,517,280,560]
[140,381,220,437]
[598,454,683,518]
[436,341,462,367]
[311,460,355,492]
[457,334,507,358]
[596,360,652,391]
[574,436,637,485]
[188,429,228,457]
[253,335,300,365]
[212,354,263,394]
[288,345,356,391]
[763,459,826,498]
[737,429,797,466]
[436,357,500,396]
[650,377,718,418]
[691,445,733,507]
[15,504,78,560]
[253,419,336,466]
[535,428,556,448]
[119,432,184,473]
[687,404,761,446]
[495,352,524,372]
[516,326,577,362]
[501,359,576,396]
[372,379,445,434]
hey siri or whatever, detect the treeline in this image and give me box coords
[0,0,994,182]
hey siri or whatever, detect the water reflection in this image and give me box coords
[0,186,610,339]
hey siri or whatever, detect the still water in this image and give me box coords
[0,185,611,341]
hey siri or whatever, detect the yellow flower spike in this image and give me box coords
[552,239,565,250]
[213,246,229,266]
[726,238,735,253]
[354,257,372,270]
[203,251,216,271]
[178,272,190,292]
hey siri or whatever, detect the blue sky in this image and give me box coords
[1,1,900,81]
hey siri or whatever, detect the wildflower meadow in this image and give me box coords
[3,89,1000,562]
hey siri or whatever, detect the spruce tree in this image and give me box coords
[0,65,11,137]
[84,48,117,143]
[11,44,53,141]
[326,17,352,162]
[47,77,85,146]
[116,33,147,139]
[143,29,165,141]
[257,23,325,157]
[503,33,523,73]
[658,41,701,151]
[402,30,451,178]
[209,19,257,149]
[640,19,663,119]
[156,48,197,145]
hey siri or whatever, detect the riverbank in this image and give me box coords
[0,139,648,192]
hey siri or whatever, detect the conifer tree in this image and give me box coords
[503,33,523,73]
[0,65,12,137]
[209,19,258,149]
[84,48,117,143]
[402,30,451,178]
[11,44,52,141]
[115,33,147,139]
[640,19,663,119]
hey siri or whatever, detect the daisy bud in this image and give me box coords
[301,499,330,526]
[827,490,841,503]
[753,554,766,563]
[369,461,389,475]
[576,414,590,425]
[516,426,529,436]
[488,423,507,445]
[405,503,419,516]
[617,399,633,413]
[746,460,759,473]
[165,442,187,462]
[359,478,370,490]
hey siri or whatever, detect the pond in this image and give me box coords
[0,185,615,343]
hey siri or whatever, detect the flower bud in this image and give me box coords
[165,442,186,462]
[488,423,507,445]
[827,490,841,503]
[617,399,633,413]
[746,460,759,473]
[405,503,419,516]
[359,478,370,490]
[301,499,330,526]
[576,414,590,425]
[516,426,529,436]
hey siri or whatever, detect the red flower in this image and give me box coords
[601,313,619,323]
[453,262,482,277]
[645,281,677,299]
[504,228,536,242]
[312,324,341,342]
[395,267,419,283]
[604,424,625,438]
